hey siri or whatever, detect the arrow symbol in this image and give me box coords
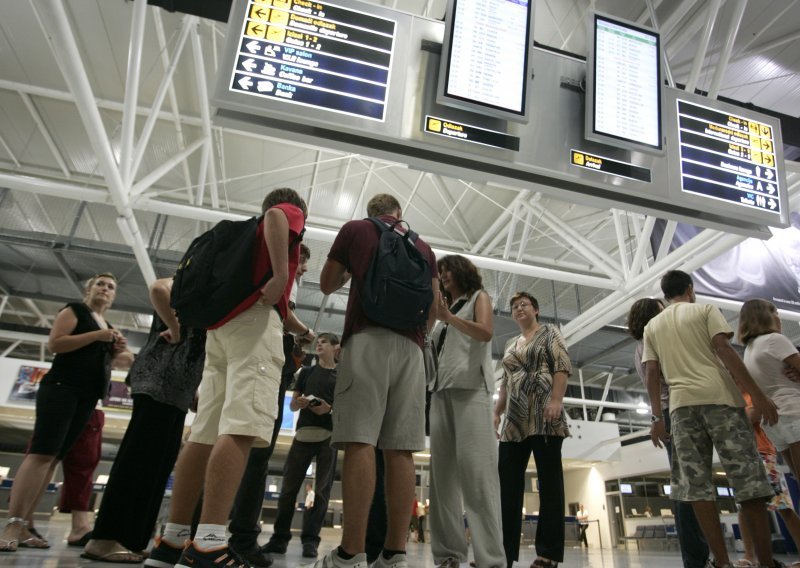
[257,81,274,92]
[768,199,777,210]
[767,183,776,194]
[765,169,774,180]
[246,40,261,54]
[242,58,257,72]
[254,8,267,19]
[238,76,253,90]
[251,25,263,35]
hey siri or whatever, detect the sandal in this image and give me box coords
[531,559,559,567]
[67,530,93,547]
[733,560,756,567]
[81,547,144,564]
[0,517,27,553]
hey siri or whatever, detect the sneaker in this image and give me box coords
[260,540,287,555]
[145,537,185,568]
[299,548,368,568]
[176,543,251,568]
[435,559,459,568]
[371,552,408,568]
[232,545,273,567]
[303,543,319,558]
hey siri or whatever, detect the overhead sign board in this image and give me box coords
[229,0,396,121]
[585,13,662,153]
[666,88,787,223]
[424,116,520,151]
[570,150,651,183]
[436,0,534,122]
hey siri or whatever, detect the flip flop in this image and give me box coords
[0,538,18,553]
[81,549,144,564]
[18,536,50,549]
[68,531,93,547]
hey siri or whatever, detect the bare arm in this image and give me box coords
[48,307,116,354]
[494,380,508,436]
[712,333,778,426]
[436,290,493,342]
[320,258,350,295]
[646,360,669,448]
[284,308,314,343]
[785,353,800,374]
[150,278,181,344]
[290,389,309,411]
[260,208,291,305]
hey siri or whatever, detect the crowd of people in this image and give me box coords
[0,187,798,568]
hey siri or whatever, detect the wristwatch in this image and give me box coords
[651,414,663,424]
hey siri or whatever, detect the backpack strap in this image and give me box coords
[366,217,419,245]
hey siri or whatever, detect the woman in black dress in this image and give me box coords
[0,273,127,553]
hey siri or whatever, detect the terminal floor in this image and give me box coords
[4,514,800,567]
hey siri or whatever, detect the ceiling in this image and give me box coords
[0,0,799,431]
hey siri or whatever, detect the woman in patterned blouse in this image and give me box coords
[494,292,572,568]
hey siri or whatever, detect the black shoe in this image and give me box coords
[302,543,318,558]
[260,540,287,554]
[176,543,251,567]
[232,545,273,567]
[145,537,185,568]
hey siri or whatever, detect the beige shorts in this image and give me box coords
[189,303,284,447]
[331,327,426,451]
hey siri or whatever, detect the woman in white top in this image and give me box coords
[738,299,800,479]
[429,255,504,568]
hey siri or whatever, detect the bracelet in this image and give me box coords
[299,327,310,337]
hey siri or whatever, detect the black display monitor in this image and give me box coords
[436,0,534,123]
[585,12,663,154]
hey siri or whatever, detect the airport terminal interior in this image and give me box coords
[0,0,799,566]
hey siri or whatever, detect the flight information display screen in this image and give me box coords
[229,0,396,121]
[676,98,783,215]
[438,0,532,122]
[586,13,662,152]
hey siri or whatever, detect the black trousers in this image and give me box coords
[92,394,186,551]
[228,379,287,551]
[365,448,387,563]
[268,438,337,547]
[499,435,565,566]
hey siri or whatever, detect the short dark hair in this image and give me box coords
[316,332,340,346]
[509,292,539,321]
[262,187,308,218]
[367,193,401,217]
[300,244,311,261]
[437,255,483,302]
[627,298,664,340]
[660,270,693,299]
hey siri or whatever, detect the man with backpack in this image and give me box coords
[310,193,439,568]
[146,188,312,568]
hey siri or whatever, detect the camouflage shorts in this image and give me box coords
[670,405,773,503]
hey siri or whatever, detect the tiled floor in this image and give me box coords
[3,514,799,567]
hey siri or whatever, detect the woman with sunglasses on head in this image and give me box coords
[495,292,571,568]
[738,299,800,480]
[0,273,128,553]
[428,255,504,568]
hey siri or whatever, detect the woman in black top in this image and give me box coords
[0,273,127,553]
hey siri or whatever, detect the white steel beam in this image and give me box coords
[611,209,630,280]
[470,192,527,254]
[0,133,21,168]
[19,93,71,177]
[645,0,674,87]
[33,0,157,286]
[661,0,700,38]
[629,216,656,276]
[430,174,472,247]
[190,19,219,209]
[655,220,677,261]
[708,0,747,99]
[119,0,148,185]
[1,341,22,358]
[401,171,427,214]
[130,136,207,196]
[685,0,722,94]
[152,7,195,201]
[129,16,193,184]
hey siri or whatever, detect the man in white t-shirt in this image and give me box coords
[642,270,778,568]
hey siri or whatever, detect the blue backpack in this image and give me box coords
[360,217,433,330]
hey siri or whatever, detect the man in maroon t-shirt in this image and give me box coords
[147,188,315,568]
[309,194,439,568]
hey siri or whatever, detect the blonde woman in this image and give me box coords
[739,299,800,479]
[0,273,127,552]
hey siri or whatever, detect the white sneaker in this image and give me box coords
[299,549,368,568]
[370,552,408,568]
[435,558,459,568]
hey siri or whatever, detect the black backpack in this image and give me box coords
[170,216,302,329]
[360,217,433,330]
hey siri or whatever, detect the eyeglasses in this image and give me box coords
[512,302,533,311]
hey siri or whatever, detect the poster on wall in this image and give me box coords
[7,365,49,405]
[101,373,134,411]
[652,210,800,313]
